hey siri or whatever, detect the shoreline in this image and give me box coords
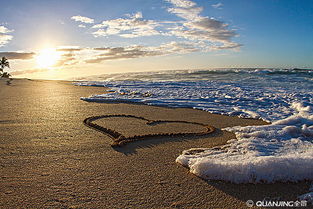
[0,79,310,208]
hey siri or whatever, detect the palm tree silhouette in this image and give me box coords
[2,72,11,78]
[0,57,11,78]
[0,57,10,72]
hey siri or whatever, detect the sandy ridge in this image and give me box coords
[83,114,215,147]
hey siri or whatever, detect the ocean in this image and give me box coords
[76,68,313,200]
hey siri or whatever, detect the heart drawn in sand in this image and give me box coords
[83,114,215,147]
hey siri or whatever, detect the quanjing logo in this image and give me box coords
[246,199,308,207]
[246,200,254,207]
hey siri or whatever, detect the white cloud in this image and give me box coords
[91,23,104,29]
[0,34,13,47]
[78,24,86,28]
[166,0,196,8]
[168,7,203,21]
[0,26,13,33]
[0,26,13,47]
[91,12,159,38]
[156,41,199,53]
[71,15,94,24]
[212,3,223,9]
[133,11,143,19]
[166,0,241,50]
[210,42,242,50]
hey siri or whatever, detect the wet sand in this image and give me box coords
[0,79,310,208]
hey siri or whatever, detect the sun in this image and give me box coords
[36,48,61,68]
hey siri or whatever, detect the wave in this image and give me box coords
[75,68,313,82]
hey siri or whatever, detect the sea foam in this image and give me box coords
[176,102,313,183]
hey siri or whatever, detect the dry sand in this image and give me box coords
[0,79,310,208]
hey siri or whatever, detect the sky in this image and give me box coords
[0,0,312,79]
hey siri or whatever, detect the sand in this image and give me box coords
[0,79,310,208]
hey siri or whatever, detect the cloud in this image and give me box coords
[212,3,223,9]
[0,34,13,47]
[166,0,241,50]
[85,46,161,63]
[175,18,238,42]
[166,0,196,8]
[93,47,111,51]
[71,15,94,24]
[0,26,13,33]
[168,7,203,20]
[210,42,242,50]
[85,41,199,63]
[56,46,82,52]
[92,12,160,38]
[54,55,78,67]
[166,0,203,21]
[155,41,199,54]
[0,26,13,47]
[11,68,48,76]
[53,47,83,67]
[0,52,35,59]
[78,24,86,28]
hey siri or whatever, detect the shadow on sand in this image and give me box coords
[112,128,224,155]
[206,179,311,205]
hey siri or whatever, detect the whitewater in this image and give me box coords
[76,68,313,201]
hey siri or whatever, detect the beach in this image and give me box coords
[0,78,310,208]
